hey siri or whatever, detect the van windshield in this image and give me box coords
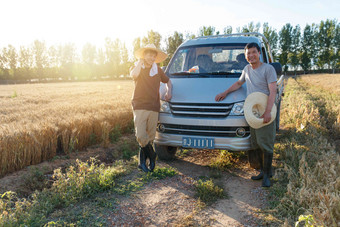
[168,44,247,77]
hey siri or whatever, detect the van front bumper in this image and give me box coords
[154,114,251,151]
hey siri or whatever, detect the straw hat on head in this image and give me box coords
[244,92,277,129]
[134,44,168,63]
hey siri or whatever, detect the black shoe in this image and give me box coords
[251,170,273,180]
[144,143,157,172]
[138,147,149,173]
[251,170,264,180]
[262,153,273,187]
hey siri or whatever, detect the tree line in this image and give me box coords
[0,19,338,82]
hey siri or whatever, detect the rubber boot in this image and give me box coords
[251,150,263,180]
[138,147,149,173]
[145,143,156,172]
[262,153,273,187]
[251,150,273,180]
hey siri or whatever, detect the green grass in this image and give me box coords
[0,158,125,226]
[0,155,178,227]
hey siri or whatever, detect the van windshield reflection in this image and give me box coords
[167,45,247,77]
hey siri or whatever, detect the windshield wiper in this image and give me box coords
[208,71,235,75]
[170,71,233,77]
[170,72,212,77]
[170,72,194,75]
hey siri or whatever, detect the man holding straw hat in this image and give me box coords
[130,44,172,173]
[215,42,277,187]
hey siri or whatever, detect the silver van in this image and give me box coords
[155,33,284,163]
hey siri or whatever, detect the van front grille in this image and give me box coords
[159,124,250,137]
[170,102,233,117]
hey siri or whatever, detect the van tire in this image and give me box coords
[247,150,261,169]
[154,144,177,160]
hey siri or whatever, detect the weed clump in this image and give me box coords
[194,179,226,205]
[209,150,245,171]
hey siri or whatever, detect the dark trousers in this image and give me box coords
[250,121,276,154]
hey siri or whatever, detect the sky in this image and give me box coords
[1,0,339,53]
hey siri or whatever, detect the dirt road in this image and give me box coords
[109,149,270,226]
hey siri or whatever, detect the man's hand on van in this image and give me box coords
[215,92,227,102]
[215,81,244,102]
[165,79,173,101]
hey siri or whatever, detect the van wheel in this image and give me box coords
[154,144,177,160]
[247,150,261,169]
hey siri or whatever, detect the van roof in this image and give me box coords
[180,35,262,48]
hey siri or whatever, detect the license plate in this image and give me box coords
[182,137,215,149]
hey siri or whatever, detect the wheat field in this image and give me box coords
[0,81,134,176]
[299,73,340,95]
[276,73,340,226]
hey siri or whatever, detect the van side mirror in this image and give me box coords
[270,62,282,76]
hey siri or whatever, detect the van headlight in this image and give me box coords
[230,102,244,115]
[160,100,171,113]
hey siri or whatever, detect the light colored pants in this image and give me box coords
[133,110,159,147]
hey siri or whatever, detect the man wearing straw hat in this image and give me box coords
[215,42,277,187]
[130,44,172,173]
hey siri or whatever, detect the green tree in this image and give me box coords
[330,20,339,73]
[81,43,97,80]
[241,22,261,33]
[60,43,77,80]
[317,19,336,70]
[18,46,33,80]
[164,31,184,66]
[279,23,293,73]
[288,25,301,74]
[299,24,316,73]
[47,45,61,79]
[7,45,18,79]
[132,37,141,62]
[142,30,162,48]
[105,37,115,77]
[198,26,216,36]
[104,38,121,78]
[120,43,130,77]
[82,43,97,65]
[223,26,233,34]
[0,47,10,79]
[298,52,310,73]
[262,23,279,61]
[96,47,106,78]
[112,39,121,77]
[32,40,48,80]
[185,32,196,40]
